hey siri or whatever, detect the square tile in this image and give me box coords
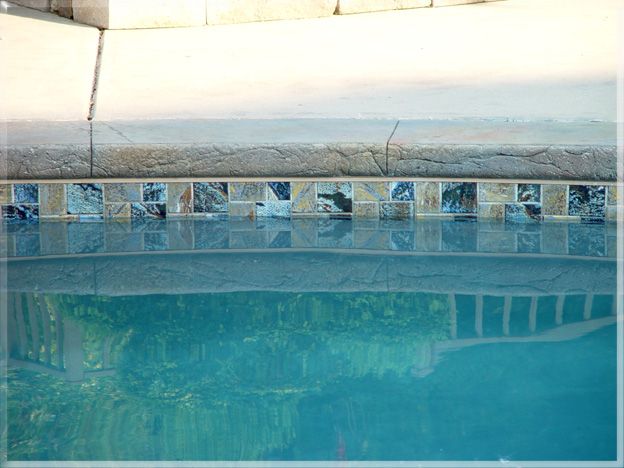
[167,183,193,214]
[415,182,440,213]
[267,182,291,201]
[39,184,67,216]
[391,182,414,201]
[517,184,541,203]
[292,182,317,213]
[568,185,606,218]
[229,182,266,202]
[354,182,389,202]
[542,185,567,216]
[143,182,167,202]
[193,182,228,213]
[478,183,515,202]
[105,183,141,203]
[317,182,352,213]
[13,184,38,204]
[67,184,103,215]
[256,201,291,218]
[441,182,477,214]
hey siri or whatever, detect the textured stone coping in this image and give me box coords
[4,119,617,181]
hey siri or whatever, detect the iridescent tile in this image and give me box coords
[391,182,414,201]
[381,202,413,220]
[131,203,166,219]
[568,185,605,218]
[478,203,504,220]
[317,182,352,213]
[517,184,541,203]
[256,201,291,218]
[67,184,103,215]
[354,182,388,202]
[415,182,440,213]
[478,183,515,202]
[39,184,66,216]
[167,183,192,214]
[193,182,228,213]
[542,185,567,216]
[353,202,379,218]
[441,182,477,214]
[267,182,291,201]
[0,185,12,203]
[505,203,541,223]
[292,183,316,213]
[143,182,167,202]
[105,203,131,218]
[229,202,256,218]
[2,205,39,221]
[105,183,141,203]
[13,184,38,204]
[229,182,266,202]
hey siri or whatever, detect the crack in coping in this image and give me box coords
[88,30,105,121]
[385,120,400,175]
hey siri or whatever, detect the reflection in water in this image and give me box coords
[4,219,619,462]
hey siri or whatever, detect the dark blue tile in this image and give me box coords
[268,182,291,201]
[193,182,228,213]
[569,185,605,218]
[13,184,38,204]
[67,184,103,215]
[2,205,39,221]
[391,182,414,201]
[517,184,541,203]
[441,182,477,214]
[317,183,352,213]
[143,182,167,202]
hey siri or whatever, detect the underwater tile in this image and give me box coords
[390,230,414,251]
[0,185,12,203]
[606,206,617,222]
[229,182,266,202]
[317,182,353,213]
[142,182,167,202]
[607,186,618,205]
[193,182,228,213]
[517,232,541,253]
[68,222,105,254]
[541,223,568,255]
[105,232,143,253]
[2,205,39,221]
[104,183,141,203]
[292,182,316,213]
[354,229,390,250]
[193,220,228,249]
[505,203,542,223]
[441,220,477,252]
[607,235,616,258]
[517,184,541,203]
[105,203,131,218]
[229,202,256,218]
[568,223,605,257]
[15,234,40,257]
[39,184,67,216]
[391,182,414,201]
[380,202,413,220]
[542,185,567,216]
[414,220,441,252]
[229,230,268,249]
[13,184,38,204]
[40,222,68,255]
[353,202,379,218]
[568,185,606,218]
[67,184,103,215]
[268,230,292,248]
[478,183,515,202]
[267,182,291,201]
[167,183,193,214]
[478,230,516,253]
[166,220,194,250]
[144,232,168,251]
[290,218,318,247]
[441,182,477,214]
[415,182,440,213]
[354,182,388,202]
[256,201,291,218]
[131,203,166,219]
[318,218,353,248]
[478,203,504,220]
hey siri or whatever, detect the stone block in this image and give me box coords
[336,0,430,14]
[206,0,336,26]
[73,0,206,29]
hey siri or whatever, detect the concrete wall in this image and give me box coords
[11,0,503,29]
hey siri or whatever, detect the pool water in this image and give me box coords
[3,218,619,463]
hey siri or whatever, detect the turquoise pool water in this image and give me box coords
[3,218,619,463]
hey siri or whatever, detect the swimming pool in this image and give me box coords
[2,218,619,464]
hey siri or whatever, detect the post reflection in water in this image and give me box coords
[4,218,618,462]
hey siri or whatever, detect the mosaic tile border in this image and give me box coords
[0,181,619,222]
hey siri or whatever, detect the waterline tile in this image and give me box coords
[193,182,228,213]
[317,182,352,213]
[67,184,103,215]
[391,182,414,201]
[441,182,477,214]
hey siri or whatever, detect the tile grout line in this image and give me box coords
[385,120,400,176]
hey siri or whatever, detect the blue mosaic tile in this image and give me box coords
[568,224,605,257]
[267,182,291,201]
[505,203,541,223]
[2,205,39,221]
[13,184,38,204]
[391,182,414,201]
[441,221,477,252]
[131,203,166,219]
[144,232,168,251]
[143,182,167,202]
[317,182,352,213]
[193,221,228,249]
[441,182,477,214]
[390,230,414,251]
[256,201,291,218]
[67,184,103,215]
[569,185,606,218]
[517,184,541,203]
[193,182,228,213]
[68,222,105,254]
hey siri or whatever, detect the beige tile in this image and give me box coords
[415,182,440,213]
[40,184,67,216]
[542,185,568,216]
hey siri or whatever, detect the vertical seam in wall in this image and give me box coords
[385,120,400,176]
[88,30,105,121]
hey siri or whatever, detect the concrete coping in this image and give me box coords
[4,119,617,181]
